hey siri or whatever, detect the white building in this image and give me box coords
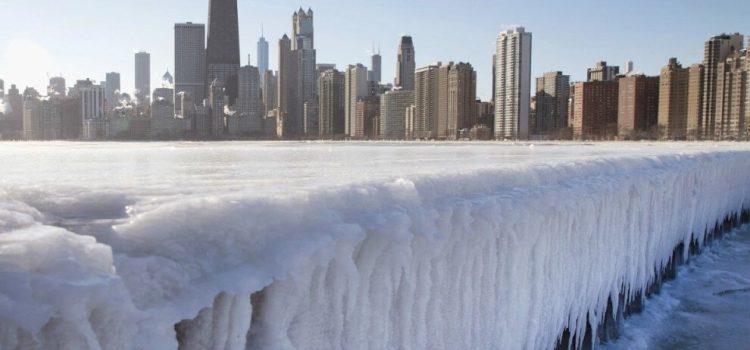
[345,64,369,137]
[494,26,532,140]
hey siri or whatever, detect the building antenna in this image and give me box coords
[261,23,264,38]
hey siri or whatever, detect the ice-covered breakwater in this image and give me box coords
[0,142,749,350]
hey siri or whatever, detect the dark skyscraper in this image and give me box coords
[369,48,382,84]
[206,0,241,104]
[396,36,415,90]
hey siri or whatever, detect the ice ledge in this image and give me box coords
[3,150,750,349]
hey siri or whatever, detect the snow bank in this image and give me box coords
[1,144,750,349]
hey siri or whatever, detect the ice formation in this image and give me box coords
[0,142,749,350]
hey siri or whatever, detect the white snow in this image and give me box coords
[0,141,749,349]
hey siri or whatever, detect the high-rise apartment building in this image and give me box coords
[175,22,206,107]
[494,26,532,139]
[318,69,345,137]
[345,64,369,137]
[206,0,241,104]
[571,80,619,140]
[702,33,744,139]
[658,58,690,140]
[135,51,151,105]
[535,71,570,137]
[444,62,477,138]
[105,72,121,113]
[617,75,660,139]
[395,36,415,90]
[587,61,620,82]
[380,89,414,140]
[414,64,440,139]
[715,50,750,140]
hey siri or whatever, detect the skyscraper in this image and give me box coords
[396,36,415,90]
[369,49,382,83]
[293,9,316,114]
[257,27,269,83]
[318,69,345,137]
[345,64,369,137]
[535,71,570,137]
[47,77,66,97]
[277,34,301,137]
[206,0,241,104]
[277,8,317,138]
[105,72,121,113]
[135,51,151,105]
[494,26,532,140]
[0,79,4,99]
[175,22,206,106]
[702,33,744,139]
[624,61,634,75]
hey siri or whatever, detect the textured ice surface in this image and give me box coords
[1,141,749,349]
[602,226,750,350]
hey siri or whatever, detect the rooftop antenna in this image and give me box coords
[261,23,264,38]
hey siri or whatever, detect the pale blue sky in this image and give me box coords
[0,0,748,100]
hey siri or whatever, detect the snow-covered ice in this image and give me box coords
[1,141,750,349]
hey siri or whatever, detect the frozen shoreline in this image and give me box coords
[1,142,749,349]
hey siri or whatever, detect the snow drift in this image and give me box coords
[0,142,749,350]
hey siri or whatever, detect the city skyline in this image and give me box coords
[1,0,748,101]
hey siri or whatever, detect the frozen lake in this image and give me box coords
[1,141,750,349]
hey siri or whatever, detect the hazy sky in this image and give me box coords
[0,0,748,100]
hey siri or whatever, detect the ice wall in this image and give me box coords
[2,149,750,349]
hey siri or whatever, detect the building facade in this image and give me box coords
[571,80,619,140]
[318,69,345,137]
[381,89,413,139]
[345,64,369,138]
[175,22,206,108]
[534,71,570,137]
[702,33,744,139]
[617,75,660,139]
